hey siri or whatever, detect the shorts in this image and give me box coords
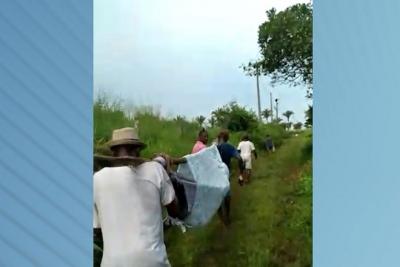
[241,154,252,169]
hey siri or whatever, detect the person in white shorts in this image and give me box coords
[237,134,257,184]
[93,127,179,267]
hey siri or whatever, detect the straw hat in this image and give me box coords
[107,127,146,150]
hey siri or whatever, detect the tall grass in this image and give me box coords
[93,95,312,267]
[164,133,312,267]
[93,96,289,158]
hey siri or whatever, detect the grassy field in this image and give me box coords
[164,132,312,267]
[93,101,312,267]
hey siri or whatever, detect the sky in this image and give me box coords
[94,0,311,123]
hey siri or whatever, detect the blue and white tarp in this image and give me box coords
[177,145,230,227]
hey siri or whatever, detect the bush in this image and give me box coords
[93,95,132,142]
[93,97,292,157]
[94,98,216,158]
[211,101,258,131]
[244,123,288,150]
[301,131,312,162]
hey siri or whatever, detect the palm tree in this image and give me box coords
[282,110,294,123]
[195,115,206,127]
[262,108,272,122]
[208,117,216,128]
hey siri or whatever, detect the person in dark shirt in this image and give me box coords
[216,129,244,225]
[264,134,275,153]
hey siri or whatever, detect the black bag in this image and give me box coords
[169,171,197,220]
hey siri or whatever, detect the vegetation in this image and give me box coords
[93,1,313,265]
[94,97,291,157]
[93,95,312,267]
[283,110,294,123]
[244,3,312,90]
[164,132,312,267]
[241,2,313,135]
[262,108,272,122]
[210,101,258,132]
[304,105,313,128]
[293,122,303,130]
[195,115,206,127]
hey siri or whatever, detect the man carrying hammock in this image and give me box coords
[93,127,179,267]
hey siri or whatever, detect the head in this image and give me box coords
[218,129,230,143]
[107,127,146,157]
[198,128,208,144]
[110,144,142,158]
[242,134,249,141]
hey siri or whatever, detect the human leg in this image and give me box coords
[244,158,252,183]
[224,195,231,225]
[218,190,231,225]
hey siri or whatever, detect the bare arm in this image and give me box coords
[253,150,258,159]
[235,154,245,174]
[171,157,187,165]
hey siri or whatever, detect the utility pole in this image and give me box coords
[256,70,261,121]
[270,92,273,123]
[275,98,279,121]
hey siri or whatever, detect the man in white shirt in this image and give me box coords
[237,134,257,184]
[93,127,179,267]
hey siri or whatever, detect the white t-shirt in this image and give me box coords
[93,162,175,267]
[237,140,255,159]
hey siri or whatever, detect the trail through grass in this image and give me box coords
[165,134,312,267]
[93,101,312,267]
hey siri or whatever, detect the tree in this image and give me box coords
[195,115,206,127]
[305,105,312,128]
[284,122,293,131]
[208,117,216,128]
[262,108,272,122]
[293,122,303,130]
[282,110,294,122]
[211,101,258,131]
[244,3,312,96]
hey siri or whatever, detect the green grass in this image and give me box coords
[93,100,312,267]
[94,100,248,158]
[164,133,312,267]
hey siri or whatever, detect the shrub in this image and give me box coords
[93,97,292,157]
[246,123,289,149]
[301,131,312,162]
[210,101,258,131]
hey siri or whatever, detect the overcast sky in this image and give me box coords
[94,0,311,123]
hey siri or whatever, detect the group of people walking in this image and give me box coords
[191,128,258,225]
[93,126,264,267]
[193,128,258,183]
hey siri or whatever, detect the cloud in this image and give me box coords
[94,0,310,121]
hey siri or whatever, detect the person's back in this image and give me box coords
[192,140,206,154]
[215,130,244,225]
[94,162,174,267]
[237,140,255,159]
[217,142,238,170]
[265,136,274,151]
